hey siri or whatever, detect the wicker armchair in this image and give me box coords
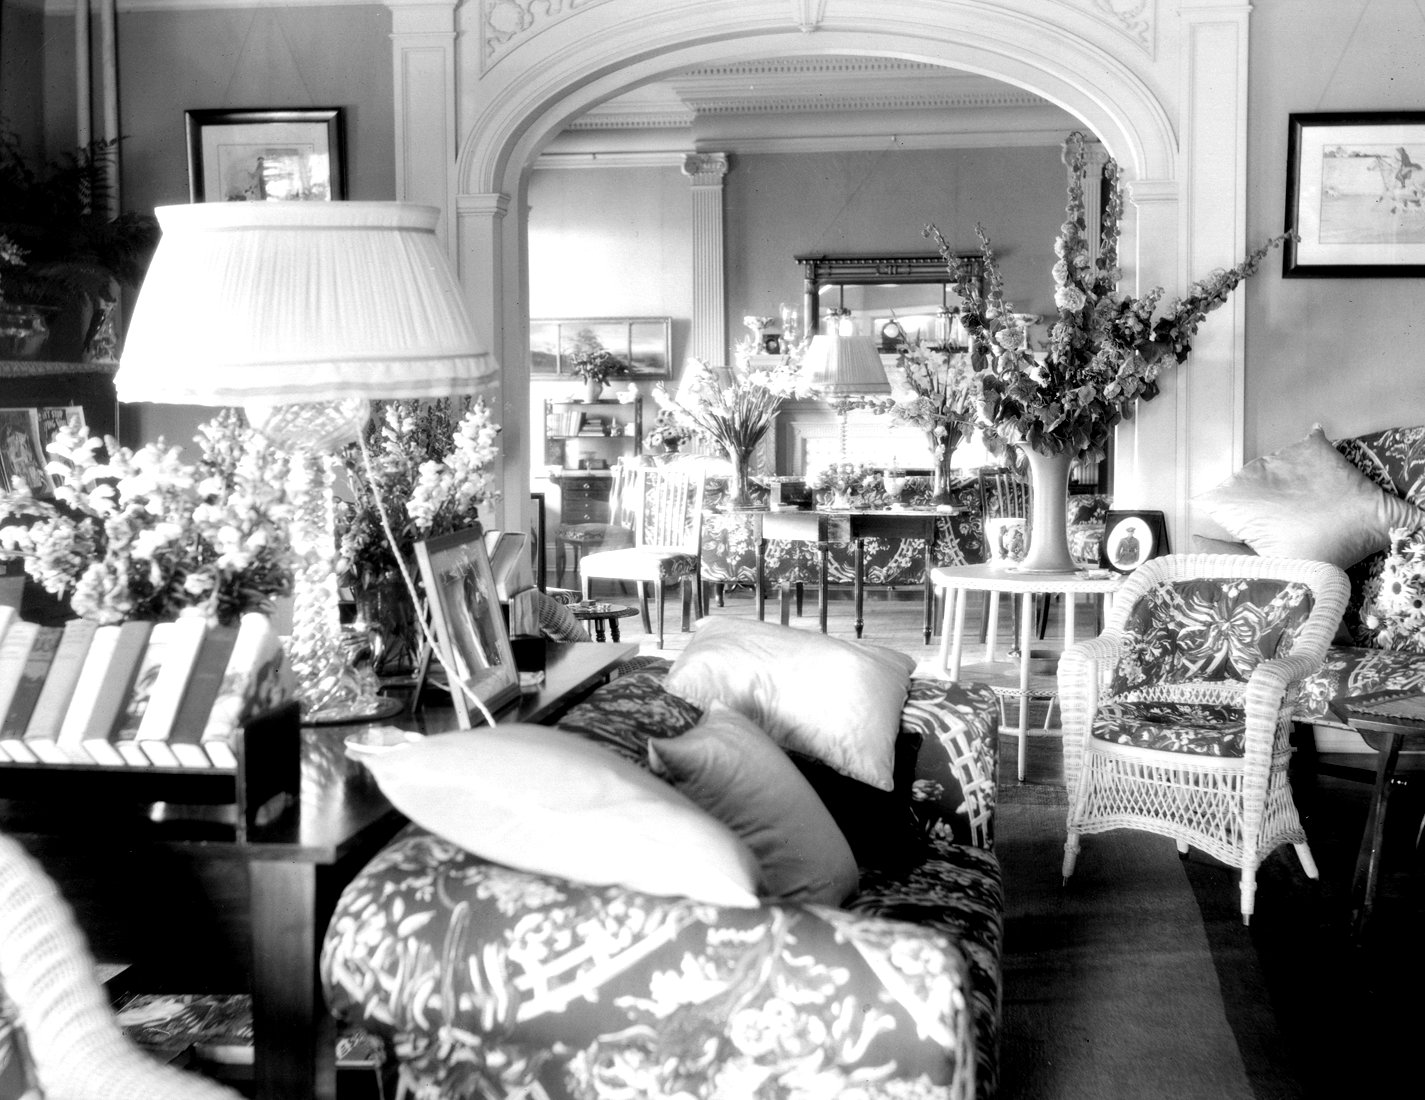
[1057,554,1349,923]
[0,833,241,1099]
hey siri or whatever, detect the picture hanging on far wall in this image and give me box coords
[1283,111,1425,277]
[529,317,673,379]
[185,108,347,203]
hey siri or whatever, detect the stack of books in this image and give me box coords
[0,606,281,769]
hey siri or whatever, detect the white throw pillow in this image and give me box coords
[662,618,914,791]
[1193,425,1425,568]
[363,724,760,907]
[649,703,860,905]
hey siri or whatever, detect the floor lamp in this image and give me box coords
[115,202,496,723]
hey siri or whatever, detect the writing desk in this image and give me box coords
[751,507,945,643]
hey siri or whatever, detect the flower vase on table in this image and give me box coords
[351,567,423,677]
[726,444,756,510]
[929,422,964,507]
[1017,445,1078,574]
[584,377,604,403]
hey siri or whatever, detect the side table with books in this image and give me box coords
[1326,689,1425,938]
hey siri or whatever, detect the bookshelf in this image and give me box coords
[542,396,641,472]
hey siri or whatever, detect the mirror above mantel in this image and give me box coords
[796,252,985,345]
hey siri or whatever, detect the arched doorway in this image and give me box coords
[434,0,1251,544]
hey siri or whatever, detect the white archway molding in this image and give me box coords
[434,0,1250,543]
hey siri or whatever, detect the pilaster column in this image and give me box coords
[389,1,460,251]
[682,153,729,366]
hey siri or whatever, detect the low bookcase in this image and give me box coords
[0,702,300,842]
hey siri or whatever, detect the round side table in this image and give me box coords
[569,601,640,642]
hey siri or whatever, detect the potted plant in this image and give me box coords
[0,125,160,361]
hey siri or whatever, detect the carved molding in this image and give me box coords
[481,0,607,68]
[1081,0,1156,55]
[789,0,827,33]
[681,153,730,182]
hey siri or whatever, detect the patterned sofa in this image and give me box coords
[321,662,1005,1100]
[1200,426,1425,729]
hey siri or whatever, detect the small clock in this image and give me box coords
[1100,510,1170,573]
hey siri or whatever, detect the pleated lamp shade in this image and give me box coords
[116,202,495,406]
[802,333,891,396]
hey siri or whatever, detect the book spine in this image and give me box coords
[0,625,63,763]
[79,620,153,766]
[22,619,98,763]
[168,624,240,767]
[135,614,210,768]
[55,624,123,764]
[0,622,41,761]
[199,614,275,769]
[111,622,175,766]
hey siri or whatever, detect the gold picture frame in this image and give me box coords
[413,527,520,727]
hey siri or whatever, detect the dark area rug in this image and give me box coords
[995,783,1302,1100]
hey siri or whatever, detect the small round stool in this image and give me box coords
[569,601,640,642]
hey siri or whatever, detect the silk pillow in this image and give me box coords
[1193,425,1425,568]
[663,618,915,791]
[363,724,760,908]
[649,703,859,905]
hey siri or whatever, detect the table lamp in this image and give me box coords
[116,201,495,723]
[802,328,890,459]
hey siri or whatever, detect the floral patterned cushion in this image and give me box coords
[322,831,986,1100]
[554,668,704,765]
[1110,578,1315,696]
[1294,646,1425,724]
[1091,700,1249,756]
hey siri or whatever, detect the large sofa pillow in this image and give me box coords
[649,703,859,905]
[1194,425,1425,568]
[663,618,915,791]
[362,724,760,907]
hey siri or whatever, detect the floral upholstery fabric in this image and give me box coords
[1091,700,1249,756]
[0,986,42,1100]
[321,664,1003,1100]
[1290,425,1425,724]
[1110,578,1315,697]
[701,475,987,590]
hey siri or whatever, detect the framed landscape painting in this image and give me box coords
[186,108,346,203]
[1284,111,1425,277]
[529,317,672,379]
[414,527,519,727]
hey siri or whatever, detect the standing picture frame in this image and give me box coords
[1283,111,1425,277]
[414,527,520,727]
[0,407,52,498]
[1100,510,1170,574]
[185,108,347,203]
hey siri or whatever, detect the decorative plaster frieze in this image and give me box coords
[1053,0,1156,56]
[481,0,607,68]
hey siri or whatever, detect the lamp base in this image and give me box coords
[302,693,405,727]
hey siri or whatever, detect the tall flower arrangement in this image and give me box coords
[653,345,810,506]
[929,130,1293,462]
[1360,527,1425,653]
[338,397,501,586]
[0,411,296,624]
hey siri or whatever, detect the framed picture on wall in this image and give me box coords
[529,317,672,379]
[414,527,520,728]
[185,107,347,203]
[1283,111,1425,277]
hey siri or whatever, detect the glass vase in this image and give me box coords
[352,567,422,677]
[929,423,964,506]
[726,443,756,509]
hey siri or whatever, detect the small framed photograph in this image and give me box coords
[185,107,346,203]
[1284,111,1425,277]
[414,527,520,727]
[1100,510,1170,574]
[0,407,52,498]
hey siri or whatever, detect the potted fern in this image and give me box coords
[0,125,160,361]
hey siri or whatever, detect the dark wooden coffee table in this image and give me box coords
[1328,689,1425,937]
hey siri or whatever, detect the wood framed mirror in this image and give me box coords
[796,252,985,343]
